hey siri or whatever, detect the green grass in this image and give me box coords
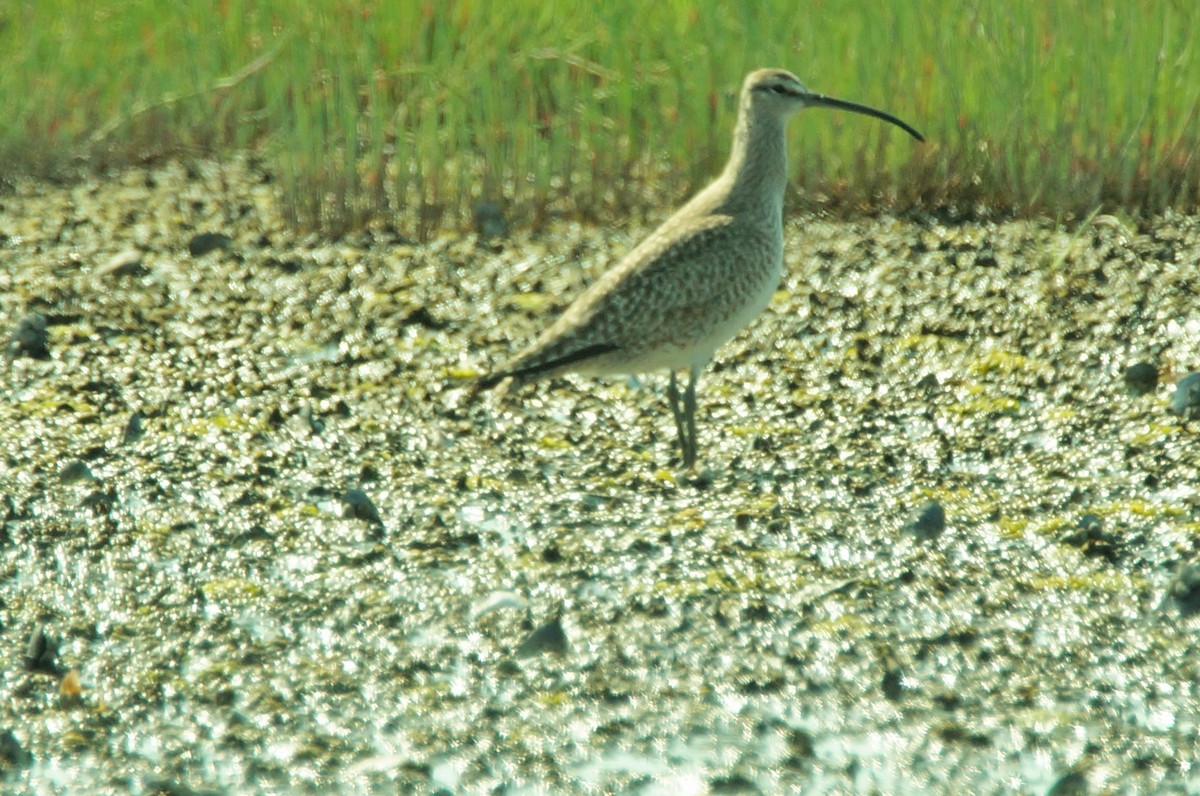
[3,1,1199,234]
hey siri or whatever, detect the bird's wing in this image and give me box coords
[482,213,750,387]
[556,214,741,332]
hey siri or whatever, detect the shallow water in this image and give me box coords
[1,159,1199,793]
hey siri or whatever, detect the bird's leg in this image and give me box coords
[669,370,688,463]
[683,365,699,469]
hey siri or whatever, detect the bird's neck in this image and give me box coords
[719,101,789,219]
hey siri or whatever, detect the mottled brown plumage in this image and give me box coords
[477,69,923,467]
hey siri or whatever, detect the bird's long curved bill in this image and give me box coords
[807,94,925,142]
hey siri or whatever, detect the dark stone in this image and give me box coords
[516,615,567,658]
[1169,372,1200,419]
[473,200,509,239]
[0,730,30,769]
[906,500,946,541]
[122,411,145,444]
[1123,362,1158,396]
[187,232,233,257]
[342,489,383,526]
[24,625,58,675]
[7,312,49,360]
[1047,770,1089,796]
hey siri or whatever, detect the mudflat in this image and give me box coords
[2,159,1198,793]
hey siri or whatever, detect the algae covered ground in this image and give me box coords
[2,159,1199,793]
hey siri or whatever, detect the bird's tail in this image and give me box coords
[466,342,619,403]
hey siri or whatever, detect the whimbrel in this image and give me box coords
[476,69,924,468]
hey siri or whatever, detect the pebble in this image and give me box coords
[1122,361,1157,396]
[24,625,58,675]
[7,312,49,361]
[904,500,946,542]
[187,232,233,257]
[96,249,147,278]
[342,489,383,526]
[473,201,509,239]
[1061,514,1117,561]
[59,460,94,484]
[1047,770,1089,796]
[0,730,30,769]
[470,590,528,620]
[122,411,145,444]
[1158,561,1200,618]
[516,615,567,658]
[1168,372,1200,419]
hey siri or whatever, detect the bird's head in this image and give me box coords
[744,68,924,141]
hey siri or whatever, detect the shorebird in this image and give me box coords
[476,68,924,468]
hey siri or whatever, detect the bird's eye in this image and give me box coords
[770,85,790,96]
